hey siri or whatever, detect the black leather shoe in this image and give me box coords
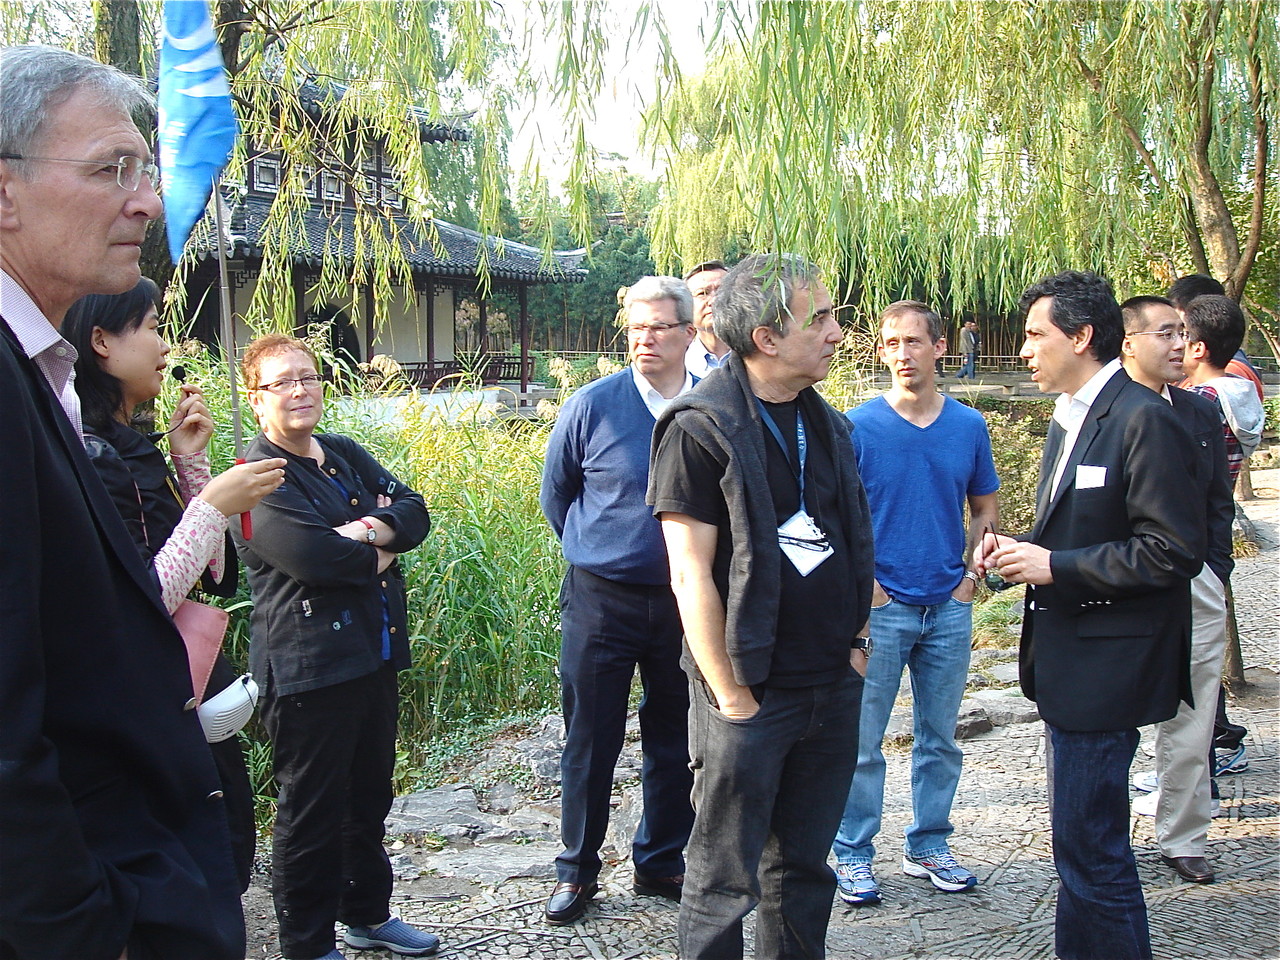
[544,880,599,925]
[633,872,683,902]
[1161,855,1215,883]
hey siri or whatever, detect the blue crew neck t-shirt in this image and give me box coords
[848,395,999,606]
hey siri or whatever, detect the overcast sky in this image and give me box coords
[504,0,714,184]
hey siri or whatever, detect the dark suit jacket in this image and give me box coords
[1169,386,1234,588]
[0,323,244,960]
[1020,367,1206,732]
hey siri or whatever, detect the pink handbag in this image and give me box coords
[173,599,229,703]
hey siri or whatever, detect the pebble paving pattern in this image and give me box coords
[247,471,1280,959]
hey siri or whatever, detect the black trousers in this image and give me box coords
[262,665,398,959]
[555,566,694,885]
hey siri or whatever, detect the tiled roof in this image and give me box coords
[189,193,587,285]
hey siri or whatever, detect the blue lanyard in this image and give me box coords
[756,398,808,513]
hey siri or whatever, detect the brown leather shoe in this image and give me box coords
[545,880,599,925]
[633,872,684,902]
[1160,855,1215,883]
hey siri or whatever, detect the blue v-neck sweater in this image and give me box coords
[540,369,671,584]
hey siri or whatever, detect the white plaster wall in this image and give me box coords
[215,272,455,364]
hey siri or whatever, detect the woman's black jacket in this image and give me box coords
[235,432,430,696]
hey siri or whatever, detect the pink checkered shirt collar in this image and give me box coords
[1,270,83,437]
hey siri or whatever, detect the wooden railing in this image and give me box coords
[398,354,530,388]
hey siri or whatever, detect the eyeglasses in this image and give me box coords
[255,375,323,394]
[625,321,690,335]
[0,153,160,192]
[1128,327,1191,344]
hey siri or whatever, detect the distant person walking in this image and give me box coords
[956,320,979,378]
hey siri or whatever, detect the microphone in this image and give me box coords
[149,366,191,442]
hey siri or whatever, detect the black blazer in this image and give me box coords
[1020,368,1206,732]
[0,324,244,960]
[1169,386,1234,588]
[236,432,430,696]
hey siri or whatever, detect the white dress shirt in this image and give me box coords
[631,365,694,419]
[1049,357,1122,499]
[1,270,83,436]
[685,338,730,379]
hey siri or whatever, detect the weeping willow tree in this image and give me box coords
[5,0,662,332]
[646,0,1278,343]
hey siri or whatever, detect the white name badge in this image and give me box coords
[778,509,833,577]
[1076,464,1107,489]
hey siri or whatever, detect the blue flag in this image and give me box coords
[158,0,237,262]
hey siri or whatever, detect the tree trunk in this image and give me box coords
[1236,459,1255,501]
[94,0,141,74]
[1222,581,1247,691]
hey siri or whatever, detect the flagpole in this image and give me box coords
[211,178,252,540]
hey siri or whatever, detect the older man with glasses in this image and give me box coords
[0,45,243,959]
[539,276,699,925]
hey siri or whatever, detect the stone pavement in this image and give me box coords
[245,471,1280,960]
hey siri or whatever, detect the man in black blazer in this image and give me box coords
[1119,295,1234,884]
[0,47,244,959]
[976,272,1204,960]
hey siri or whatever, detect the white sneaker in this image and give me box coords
[1131,770,1159,793]
[1132,790,1159,817]
[1133,789,1222,819]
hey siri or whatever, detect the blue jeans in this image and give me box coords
[957,353,976,378]
[680,672,862,959]
[1048,724,1151,960]
[832,596,971,864]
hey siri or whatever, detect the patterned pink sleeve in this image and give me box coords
[152,496,230,613]
[170,450,211,502]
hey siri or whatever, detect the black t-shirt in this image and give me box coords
[650,399,856,686]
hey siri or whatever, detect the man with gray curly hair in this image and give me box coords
[1,45,244,959]
[539,275,698,925]
[649,253,874,958]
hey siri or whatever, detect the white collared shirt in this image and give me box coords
[685,338,730,379]
[1049,357,1122,498]
[1,270,83,436]
[631,365,694,419]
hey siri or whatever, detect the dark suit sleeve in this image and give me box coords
[1200,402,1235,586]
[0,351,137,958]
[1050,399,1206,601]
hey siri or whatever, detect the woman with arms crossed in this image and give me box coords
[234,333,437,960]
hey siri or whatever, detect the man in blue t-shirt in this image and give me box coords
[831,300,1000,906]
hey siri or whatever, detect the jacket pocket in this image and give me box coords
[1075,609,1153,639]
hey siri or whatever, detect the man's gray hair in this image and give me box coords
[0,45,152,178]
[623,276,694,326]
[714,253,823,357]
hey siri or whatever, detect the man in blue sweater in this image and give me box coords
[539,275,699,925]
[831,300,999,907]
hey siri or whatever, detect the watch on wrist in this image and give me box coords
[851,635,873,657]
[963,571,980,585]
[356,517,377,543]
